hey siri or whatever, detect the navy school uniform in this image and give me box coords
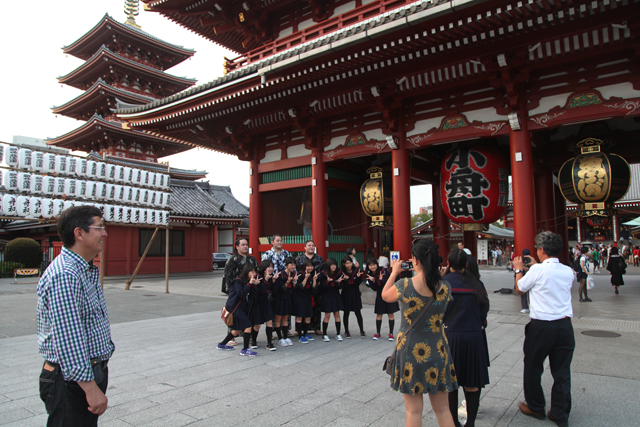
[318,270,344,313]
[248,274,275,324]
[442,271,490,389]
[341,268,363,311]
[271,271,294,316]
[368,268,399,314]
[226,278,252,331]
[292,271,314,318]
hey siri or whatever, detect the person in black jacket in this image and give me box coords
[443,249,490,427]
[218,263,260,357]
[272,257,298,346]
[293,259,317,343]
[248,260,277,351]
[340,255,365,338]
[606,246,626,294]
[318,258,345,341]
[365,257,398,341]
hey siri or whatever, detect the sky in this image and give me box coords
[0,0,432,213]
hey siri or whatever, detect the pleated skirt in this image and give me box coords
[445,329,490,388]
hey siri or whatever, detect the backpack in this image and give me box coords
[573,256,587,273]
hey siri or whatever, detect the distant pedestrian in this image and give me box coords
[606,247,626,295]
[37,206,114,425]
[514,231,575,427]
[347,246,360,269]
[577,247,592,302]
[378,249,390,269]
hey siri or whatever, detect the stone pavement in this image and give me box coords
[1,266,639,426]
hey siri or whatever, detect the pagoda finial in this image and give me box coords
[124,0,141,28]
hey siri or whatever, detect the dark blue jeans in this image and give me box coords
[39,362,109,427]
[523,318,575,422]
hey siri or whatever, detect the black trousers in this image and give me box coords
[523,318,575,422]
[39,361,109,427]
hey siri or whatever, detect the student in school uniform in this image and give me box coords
[217,263,260,357]
[272,257,298,347]
[365,257,399,341]
[318,257,345,341]
[340,255,366,338]
[293,259,317,343]
[249,260,277,351]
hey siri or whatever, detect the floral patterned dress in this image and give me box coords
[390,277,458,396]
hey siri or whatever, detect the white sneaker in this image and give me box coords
[285,338,293,346]
[520,309,530,314]
[322,335,330,342]
[278,339,287,347]
[336,334,344,341]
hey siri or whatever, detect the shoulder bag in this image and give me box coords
[221,300,241,327]
[383,278,441,376]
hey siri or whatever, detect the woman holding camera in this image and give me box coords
[442,249,490,427]
[382,239,457,427]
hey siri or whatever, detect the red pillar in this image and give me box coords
[535,171,555,233]
[509,104,537,257]
[612,215,620,247]
[553,178,570,264]
[311,145,328,260]
[431,184,451,262]
[463,231,477,258]
[392,130,412,260]
[213,225,219,253]
[249,154,261,257]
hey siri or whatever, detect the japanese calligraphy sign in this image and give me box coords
[440,146,509,225]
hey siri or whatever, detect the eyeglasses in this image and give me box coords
[88,226,106,231]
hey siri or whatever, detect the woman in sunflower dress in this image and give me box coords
[442,250,490,427]
[382,239,457,427]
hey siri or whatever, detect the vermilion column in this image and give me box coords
[553,178,570,264]
[431,184,451,262]
[509,103,537,257]
[249,154,262,257]
[392,132,412,260]
[463,231,477,258]
[535,171,554,232]
[312,144,328,260]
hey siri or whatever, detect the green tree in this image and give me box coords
[411,213,433,229]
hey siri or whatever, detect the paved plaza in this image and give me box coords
[1,266,639,426]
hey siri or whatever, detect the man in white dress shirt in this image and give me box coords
[513,231,574,427]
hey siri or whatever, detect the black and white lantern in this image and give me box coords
[87,160,97,178]
[30,174,43,195]
[97,162,107,180]
[42,176,55,196]
[18,173,31,192]
[52,199,64,217]
[29,197,42,218]
[31,151,45,172]
[54,156,67,174]
[67,157,77,176]
[64,179,77,198]
[16,196,30,217]
[63,200,75,211]
[5,146,18,168]
[54,177,65,196]
[41,198,54,219]
[77,180,87,198]
[2,194,17,215]
[44,153,56,174]
[124,167,133,183]
[77,158,88,177]
[106,164,116,182]
[18,148,32,170]
[115,166,125,183]
[4,170,18,191]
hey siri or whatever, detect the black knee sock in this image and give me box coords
[463,389,481,427]
[355,311,364,333]
[448,388,460,427]
[243,333,250,350]
[220,332,235,345]
[282,326,288,340]
[335,321,341,335]
[303,322,310,336]
[323,321,328,336]
[389,319,395,335]
[295,323,301,338]
[344,312,350,334]
[275,326,282,340]
[376,319,382,335]
[251,329,258,344]
[266,327,273,344]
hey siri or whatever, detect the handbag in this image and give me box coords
[221,300,241,327]
[383,279,441,376]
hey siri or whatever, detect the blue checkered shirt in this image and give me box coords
[37,247,114,382]
[262,248,290,273]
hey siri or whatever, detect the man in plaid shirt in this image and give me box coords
[37,206,114,425]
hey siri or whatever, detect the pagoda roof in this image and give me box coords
[52,79,156,121]
[169,179,248,219]
[63,13,195,69]
[86,151,207,180]
[47,114,195,157]
[58,45,196,94]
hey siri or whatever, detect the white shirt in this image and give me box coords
[378,256,389,268]
[517,258,573,321]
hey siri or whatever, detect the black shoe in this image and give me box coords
[345,331,351,339]
[585,298,593,302]
[579,298,585,302]
[360,331,366,338]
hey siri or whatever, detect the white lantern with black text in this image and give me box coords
[115,166,125,183]
[31,151,45,172]
[52,199,64,217]
[4,170,18,191]
[132,187,141,205]
[154,210,163,225]
[124,167,132,184]
[124,206,132,223]
[18,148,32,170]
[148,190,156,207]
[132,207,141,224]
[162,210,170,226]
[30,174,43,195]
[67,157,77,176]
[106,184,115,201]
[54,156,67,174]
[140,189,149,206]
[163,193,171,208]
[106,164,116,182]
[148,172,156,188]
[63,200,74,212]
[42,176,55,196]
[124,186,133,203]
[95,182,106,200]
[115,185,124,203]
[156,192,164,207]
[18,173,31,192]
[146,209,156,225]
[77,180,87,198]
[44,153,56,174]
[2,194,17,216]
[64,179,77,198]
[132,169,142,185]
[97,162,107,180]
[140,208,147,224]
[85,181,97,200]
[77,158,88,177]
[16,196,30,217]
[41,198,54,219]
[87,160,97,178]
[54,177,65,196]
[104,204,116,222]
[94,203,104,217]
[0,144,5,165]
[5,145,18,168]
[29,197,42,218]
[141,170,149,187]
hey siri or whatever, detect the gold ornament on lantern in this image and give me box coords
[360,167,393,227]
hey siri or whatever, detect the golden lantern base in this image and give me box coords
[370,215,393,227]
[577,203,616,218]
[462,223,484,232]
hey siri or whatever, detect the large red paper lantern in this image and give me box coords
[440,146,509,231]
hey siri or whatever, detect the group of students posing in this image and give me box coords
[217,247,399,357]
